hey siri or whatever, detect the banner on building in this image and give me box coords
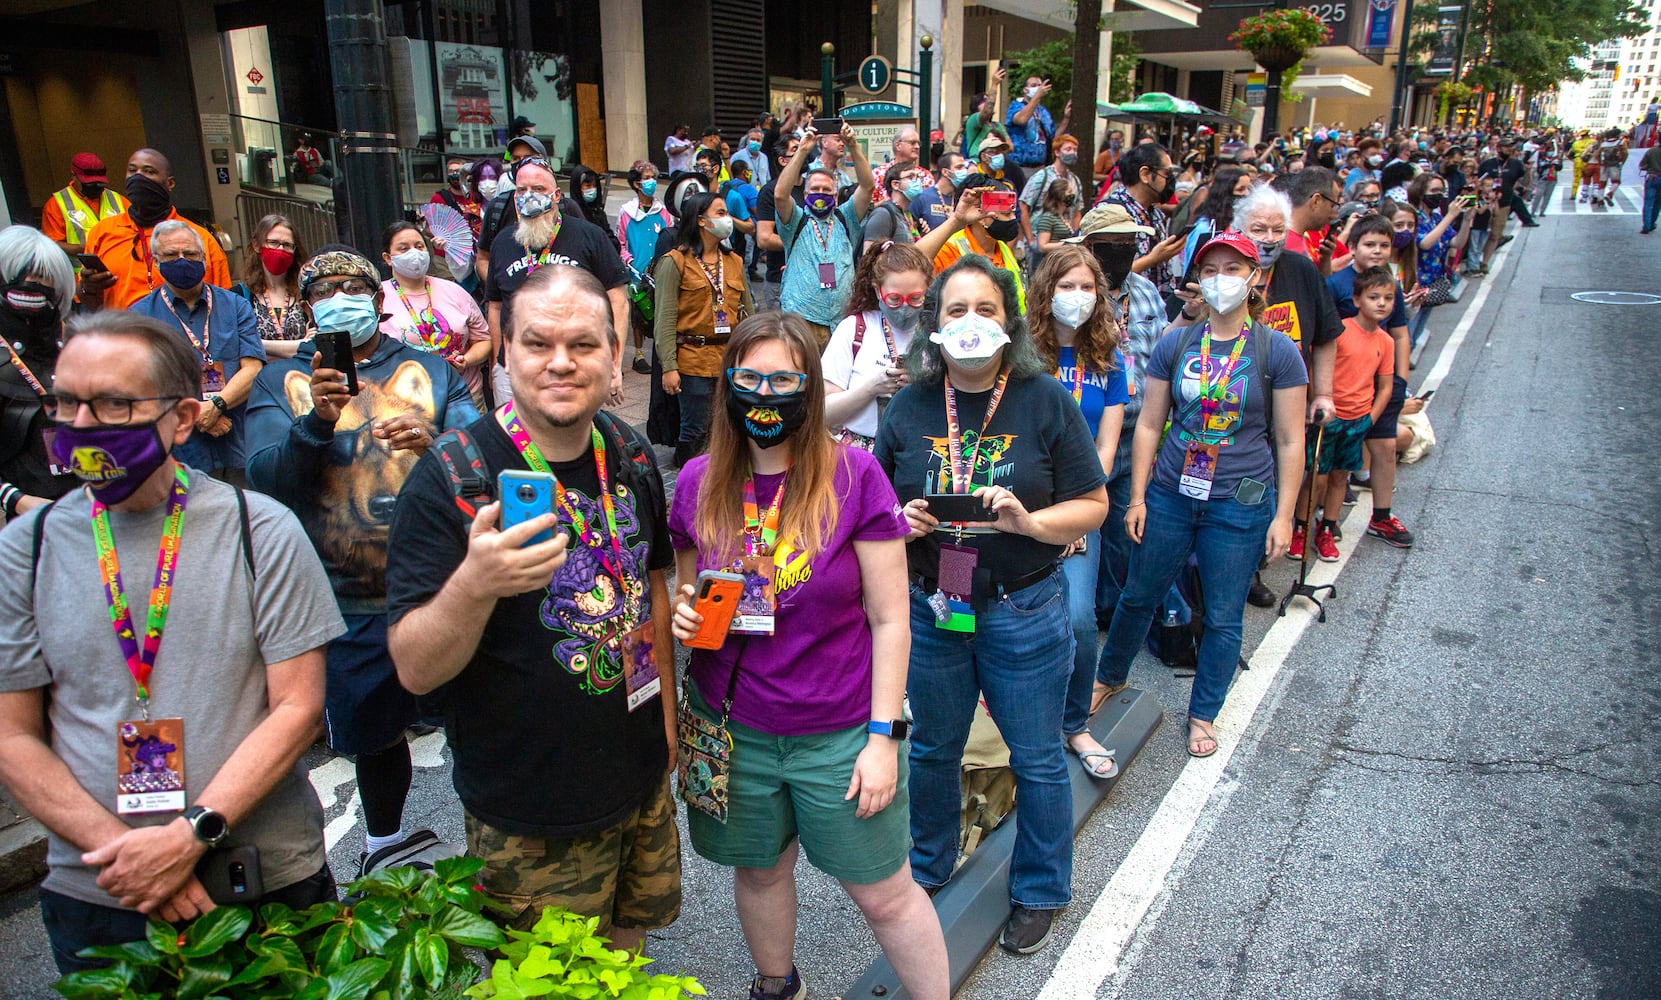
[1365,0,1396,50]
[1245,73,1266,108]
[1425,5,1462,75]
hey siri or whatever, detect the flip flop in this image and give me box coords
[1069,741,1120,780]
[1186,718,1218,758]
[1090,682,1128,716]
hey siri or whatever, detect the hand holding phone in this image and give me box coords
[925,493,1000,525]
[498,470,558,546]
[314,330,360,396]
[812,117,844,136]
[680,571,746,650]
[76,253,108,273]
[981,189,1017,214]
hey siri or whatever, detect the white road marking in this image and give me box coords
[312,731,451,852]
[1036,243,1508,999]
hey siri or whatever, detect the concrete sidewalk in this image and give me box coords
[0,788,45,897]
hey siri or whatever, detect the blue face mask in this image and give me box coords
[640,178,658,197]
[311,293,381,347]
[158,257,206,291]
[748,140,762,153]
[950,168,971,185]
[987,153,1006,171]
[904,179,927,200]
[582,187,599,203]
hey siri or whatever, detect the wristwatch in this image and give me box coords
[182,805,230,847]
[868,719,911,740]
[209,395,228,414]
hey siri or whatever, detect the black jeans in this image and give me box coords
[40,865,336,974]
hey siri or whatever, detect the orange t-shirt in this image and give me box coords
[1333,317,1395,420]
[84,209,232,309]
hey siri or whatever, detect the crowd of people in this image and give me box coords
[0,83,1643,999]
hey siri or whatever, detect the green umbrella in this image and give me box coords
[1116,92,1204,115]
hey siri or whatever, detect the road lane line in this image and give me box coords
[1419,238,1514,394]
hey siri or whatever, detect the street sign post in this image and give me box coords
[857,54,894,95]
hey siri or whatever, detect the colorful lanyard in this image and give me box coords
[162,286,214,367]
[1197,322,1250,432]
[496,401,626,585]
[1057,354,1086,405]
[741,471,789,557]
[942,371,1009,494]
[808,214,833,251]
[878,317,899,361]
[2,339,48,398]
[697,253,726,308]
[393,281,454,351]
[92,465,189,720]
[523,236,559,275]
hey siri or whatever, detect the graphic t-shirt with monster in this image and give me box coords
[386,414,672,837]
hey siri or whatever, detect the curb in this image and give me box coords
[0,818,47,896]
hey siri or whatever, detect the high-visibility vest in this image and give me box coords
[52,186,126,246]
[946,229,1026,313]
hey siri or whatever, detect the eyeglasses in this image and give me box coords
[155,249,206,263]
[880,291,927,308]
[304,277,377,304]
[727,368,808,395]
[263,238,297,252]
[44,393,180,425]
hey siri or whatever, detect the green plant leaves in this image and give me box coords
[433,855,486,885]
[181,907,254,958]
[325,958,392,1000]
[431,907,506,950]
[414,930,449,987]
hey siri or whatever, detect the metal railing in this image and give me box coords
[234,191,340,260]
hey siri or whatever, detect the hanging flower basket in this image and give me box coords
[1230,8,1332,99]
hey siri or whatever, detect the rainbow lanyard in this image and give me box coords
[1057,355,1086,405]
[394,281,454,351]
[522,227,562,274]
[496,401,625,585]
[162,285,213,364]
[741,471,789,558]
[1197,322,1250,437]
[2,339,47,398]
[878,317,899,360]
[942,371,1009,494]
[92,465,189,721]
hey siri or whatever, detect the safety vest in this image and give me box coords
[946,229,1026,313]
[52,186,126,246]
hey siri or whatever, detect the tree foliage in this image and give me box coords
[1004,32,1143,114]
[1408,0,1647,94]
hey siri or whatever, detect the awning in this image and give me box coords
[1288,73,1374,98]
[974,0,1200,34]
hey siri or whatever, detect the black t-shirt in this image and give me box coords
[478,192,586,262]
[1261,251,1343,362]
[385,414,673,837]
[0,341,75,503]
[754,181,801,280]
[874,373,1106,586]
[484,215,629,333]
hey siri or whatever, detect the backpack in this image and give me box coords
[31,487,258,592]
[786,203,862,270]
[432,410,662,520]
[959,699,1017,861]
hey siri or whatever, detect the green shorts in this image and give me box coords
[465,769,682,933]
[683,679,911,884]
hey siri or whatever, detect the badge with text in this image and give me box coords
[201,361,226,396]
[41,426,69,476]
[935,543,978,633]
[730,555,777,634]
[116,718,186,814]
[714,309,732,336]
[1179,440,1221,500]
[619,620,661,711]
[817,262,838,290]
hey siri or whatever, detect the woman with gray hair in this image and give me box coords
[0,225,80,520]
[874,254,1109,956]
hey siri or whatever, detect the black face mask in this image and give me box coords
[725,385,809,449]
[0,279,62,353]
[1090,241,1138,289]
[80,182,107,201]
[125,174,173,228]
[1318,153,1337,170]
[986,217,1021,243]
[1422,193,1448,212]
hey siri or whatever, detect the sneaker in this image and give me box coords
[1288,525,1306,561]
[631,352,651,375]
[1350,471,1372,491]
[1343,485,1358,506]
[358,829,458,878]
[748,967,806,1000]
[1367,515,1416,548]
[1000,905,1058,954]
[1314,526,1340,562]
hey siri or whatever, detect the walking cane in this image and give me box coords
[1278,421,1338,622]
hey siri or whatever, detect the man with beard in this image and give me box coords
[81,149,231,309]
[0,226,79,521]
[484,156,630,402]
[1101,143,1186,292]
[245,249,477,878]
[42,153,129,256]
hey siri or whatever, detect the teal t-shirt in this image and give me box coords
[778,199,864,327]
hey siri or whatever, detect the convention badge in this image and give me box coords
[714,310,732,336]
[201,361,226,396]
[730,555,777,634]
[1179,440,1221,500]
[1123,355,1137,396]
[115,718,186,814]
[817,262,838,289]
[937,543,978,601]
[41,426,69,476]
[619,620,661,711]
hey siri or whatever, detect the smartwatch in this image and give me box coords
[182,805,230,847]
[867,719,911,740]
[210,395,229,414]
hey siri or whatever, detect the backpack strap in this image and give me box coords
[1251,324,1276,452]
[29,498,59,597]
[233,487,257,578]
[851,313,867,359]
[434,428,494,518]
[594,410,662,500]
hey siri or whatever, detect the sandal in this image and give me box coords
[1068,737,1120,780]
[1186,718,1218,758]
[1090,682,1128,715]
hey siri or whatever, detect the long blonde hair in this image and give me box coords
[694,313,844,564]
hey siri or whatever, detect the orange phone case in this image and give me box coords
[685,571,746,650]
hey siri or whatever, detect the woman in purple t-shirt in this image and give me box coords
[668,312,948,1000]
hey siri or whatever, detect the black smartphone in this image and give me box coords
[196,845,263,906]
[924,493,999,524]
[1170,221,1197,242]
[315,329,360,396]
[76,253,108,272]
[812,117,844,135]
[1417,388,1436,401]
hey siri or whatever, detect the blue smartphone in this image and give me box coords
[498,470,557,546]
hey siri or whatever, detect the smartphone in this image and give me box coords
[924,493,1000,524]
[196,845,263,906]
[1417,388,1436,401]
[75,253,108,272]
[684,570,746,650]
[811,116,844,135]
[498,470,558,546]
[315,330,360,396]
[980,189,1017,215]
[1170,221,1197,242]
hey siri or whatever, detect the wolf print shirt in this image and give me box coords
[875,373,1106,586]
[245,336,479,612]
[386,414,673,836]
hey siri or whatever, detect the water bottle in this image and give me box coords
[1164,608,1179,628]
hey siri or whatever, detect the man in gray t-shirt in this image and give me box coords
[0,314,345,974]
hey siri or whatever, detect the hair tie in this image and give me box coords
[879,240,895,254]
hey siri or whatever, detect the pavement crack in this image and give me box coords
[1327,741,1657,787]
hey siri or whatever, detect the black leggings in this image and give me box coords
[356,739,412,838]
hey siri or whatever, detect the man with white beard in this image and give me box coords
[483,156,631,402]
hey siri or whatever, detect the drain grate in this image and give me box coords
[1569,291,1661,305]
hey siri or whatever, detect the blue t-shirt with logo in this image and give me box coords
[1055,346,1130,440]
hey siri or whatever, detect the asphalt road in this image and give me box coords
[2,172,1657,999]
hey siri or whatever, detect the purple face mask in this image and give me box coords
[804,191,837,218]
[51,420,171,504]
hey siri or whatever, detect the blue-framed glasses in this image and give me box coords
[727,368,808,395]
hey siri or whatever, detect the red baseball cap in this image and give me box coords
[1192,229,1260,268]
[70,153,107,182]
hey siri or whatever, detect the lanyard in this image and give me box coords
[1197,322,1250,434]
[808,214,833,251]
[878,317,899,361]
[697,253,726,308]
[496,401,626,585]
[741,471,789,557]
[1057,353,1086,404]
[2,339,48,398]
[162,286,213,362]
[523,232,560,275]
[393,281,454,351]
[942,371,1009,494]
[92,465,189,720]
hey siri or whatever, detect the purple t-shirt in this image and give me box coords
[669,446,909,736]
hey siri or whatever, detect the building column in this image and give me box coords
[940,0,964,146]
[179,0,241,236]
[601,0,649,175]
[1097,0,1116,108]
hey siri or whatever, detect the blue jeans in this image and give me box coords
[674,374,717,464]
[1096,482,1275,723]
[1095,460,1135,625]
[907,573,1074,909]
[1408,303,1434,348]
[1644,176,1661,230]
[1060,529,1101,737]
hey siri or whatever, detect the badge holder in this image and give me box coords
[618,619,660,711]
[202,362,226,396]
[730,555,777,635]
[931,534,978,633]
[116,710,187,815]
[1278,422,1337,622]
